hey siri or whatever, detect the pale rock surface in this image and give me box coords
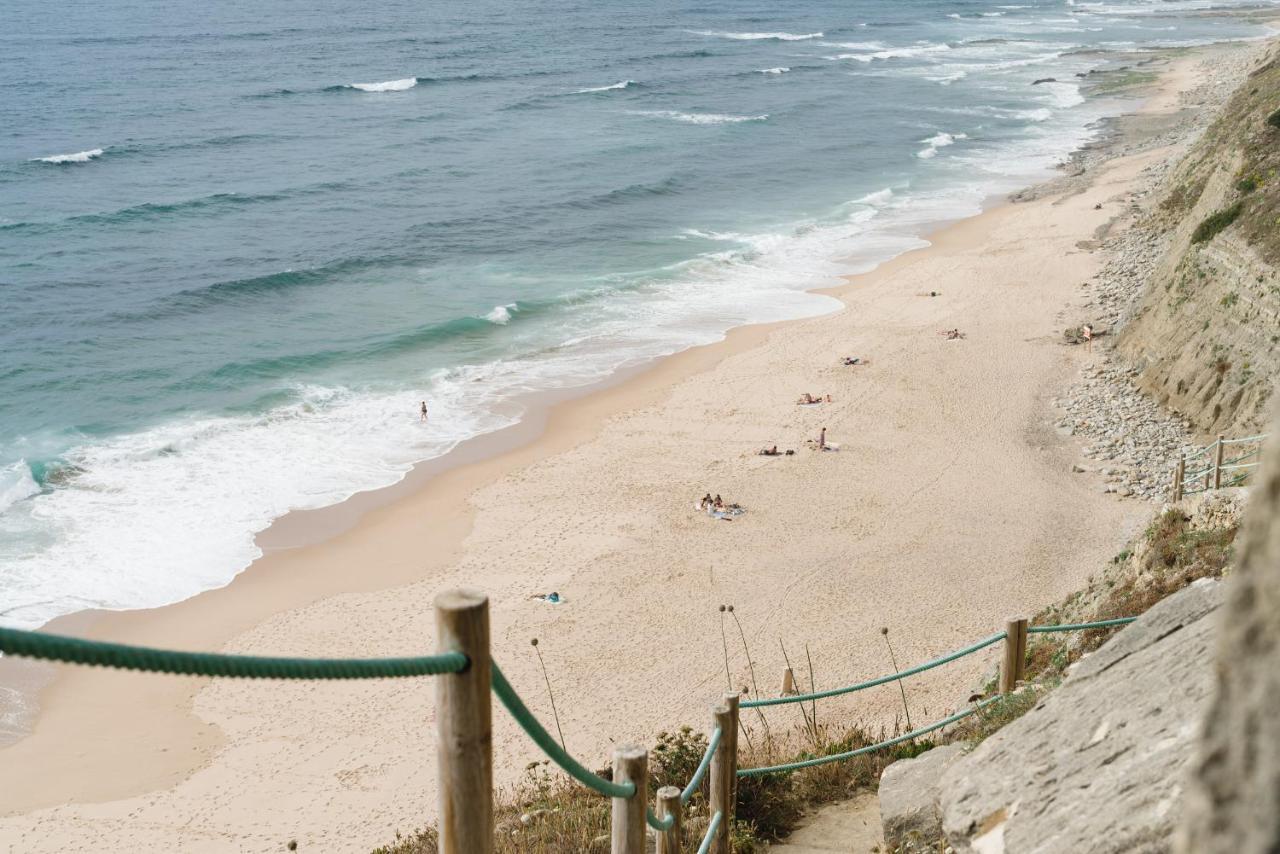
[1177,429,1280,852]
[878,743,966,852]
[939,579,1223,853]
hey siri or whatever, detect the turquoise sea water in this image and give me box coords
[0,0,1272,627]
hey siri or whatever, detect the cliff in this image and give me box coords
[1117,46,1280,436]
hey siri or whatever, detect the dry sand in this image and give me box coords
[0,48,1234,854]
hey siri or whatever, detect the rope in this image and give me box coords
[1219,461,1260,472]
[1221,433,1268,445]
[1182,466,1213,483]
[1222,449,1261,466]
[682,727,721,804]
[737,698,998,777]
[1027,617,1136,633]
[696,811,724,854]
[742,632,1004,709]
[647,806,674,832]
[490,661,635,799]
[0,626,467,679]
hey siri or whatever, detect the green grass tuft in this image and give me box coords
[1191,202,1243,244]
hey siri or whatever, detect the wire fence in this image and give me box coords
[0,599,1142,852]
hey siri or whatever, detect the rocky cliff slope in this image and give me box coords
[1118,45,1280,436]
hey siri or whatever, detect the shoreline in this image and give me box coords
[0,38,1264,853]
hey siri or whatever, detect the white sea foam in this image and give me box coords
[690,30,823,41]
[574,80,635,93]
[851,187,895,206]
[835,43,952,62]
[34,148,104,164]
[817,41,886,49]
[916,131,967,159]
[630,110,768,125]
[350,78,418,92]
[484,303,517,324]
[0,462,39,514]
[758,67,790,74]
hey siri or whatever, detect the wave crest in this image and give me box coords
[350,77,418,92]
[34,148,104,164]
[573,80,636,93]
[0,462,40,514]
[917,132,967,159]
[690,30,823,41]
[630,110,768,125]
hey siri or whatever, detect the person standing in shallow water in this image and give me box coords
[420,400,429,422]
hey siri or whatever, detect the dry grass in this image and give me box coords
[373,717,925,853]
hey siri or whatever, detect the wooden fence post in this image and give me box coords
[1213,435,1225,490]
[709,695,739,854]
[1173,456,1186,502]
[434,590,493,854]
[781,667,795,695]
[655,785,682,854]
[999,617,1028,694]
[611,745,648,854]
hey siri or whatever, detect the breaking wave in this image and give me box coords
[629,110,768,125]
[690,30,823,41]
[33,148,104,164]
[917,131,967,159]
[349,77,418,92]
[573,80,636,93]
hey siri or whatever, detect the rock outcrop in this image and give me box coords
[938,579,1223,853]
[878,743,966,852]
[1177,426,1280,852]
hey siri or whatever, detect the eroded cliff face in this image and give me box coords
[1118,48,1280,437]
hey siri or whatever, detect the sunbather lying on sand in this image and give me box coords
[796,393,833,405]
[530,591,563,604]
[939,328,966,340]
[841,357,863,366]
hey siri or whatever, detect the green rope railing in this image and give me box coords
[1028,617,1136,633]
[742,632,1004,709]
[737,697,998,778]
[0,626,467,679]
[647,806,674,832]
[682,727,721,804]
[490,661,635,799]
[696,811,723,854]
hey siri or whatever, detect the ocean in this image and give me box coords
[0,0,1272,628]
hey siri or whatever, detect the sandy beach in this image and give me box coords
[0,44,1254,853]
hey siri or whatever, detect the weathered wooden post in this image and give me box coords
[1173,455,1186,502]
[781,667,795,695]
[1213,435,1225,490]
[434,590,493,854]
[655,785,682,854]
[611,745,648,854]
[709,695,739,854]
[999,617,1028,694]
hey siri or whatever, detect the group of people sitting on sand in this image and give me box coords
[698,493,745,519]
[796,392,832,405]
[758,445,796,457]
